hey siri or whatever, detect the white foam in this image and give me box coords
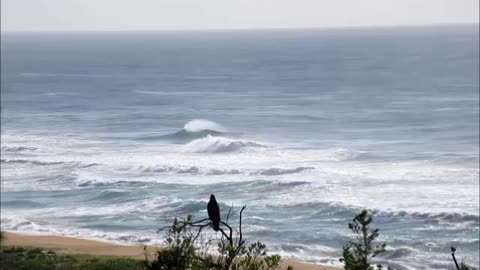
[2,130,479,216]
[183,119,225,132]
[182,135,262,153]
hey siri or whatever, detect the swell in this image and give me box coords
[205,180,314,195]
[1,200,47,208]
[1,159,65,166]
[75,179,313,195]
[135,119,261,153]
[135,164,314,176]
[76,179,156,188]
[1,146,38,152]
[373,209,480,224]
[1,158,98,168]
[86,189,132,202]
[137,129,226,142]
[268,201,480,225]
[256,167,314,176]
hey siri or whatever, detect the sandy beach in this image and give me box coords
[1,232,341,270]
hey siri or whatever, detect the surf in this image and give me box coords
[137,119,228,142]
[182,135,265,153]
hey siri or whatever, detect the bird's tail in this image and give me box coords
[213,223,220,231]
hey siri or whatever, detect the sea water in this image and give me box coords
[1,25,479,269]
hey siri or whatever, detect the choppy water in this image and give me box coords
[1,25,479,269]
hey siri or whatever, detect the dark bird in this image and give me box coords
[207,194,221,231]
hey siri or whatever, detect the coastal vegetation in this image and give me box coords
[145,206,283,270]
[0,246,144,270]
[0,208,477,270]
[340,210,389,270]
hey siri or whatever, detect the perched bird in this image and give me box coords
[207,194,221,231]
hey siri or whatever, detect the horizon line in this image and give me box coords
[1,22,478,34]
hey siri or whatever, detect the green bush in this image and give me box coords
[236,241,281,270]
[146,216,200,270]
[340,209,392,270]
[0,246,144,270]
[146,207,285,270]
[460,261,478,270]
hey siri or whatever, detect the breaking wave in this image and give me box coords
[139,164,314,176]
[138,119,228,142]
[182,135,264,153]
[183,119,225,132]
[256,167,314,176]
[139,129,226,142]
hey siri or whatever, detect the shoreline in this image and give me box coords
[1,232,342,270]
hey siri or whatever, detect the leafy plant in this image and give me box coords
[207,206,282,270]
[460,261,478,270]
[0,246,144,270]
[340,209,390,270]
[236,241,281,270]
[147,204,286,270]
[146,215,199,270]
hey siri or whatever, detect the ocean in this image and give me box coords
[1,25,479,269]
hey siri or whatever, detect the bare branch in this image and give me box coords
[157,204,252,270]
[218,227,231,243]
[192,225,206,243]
[239,205,247,246]
[157,225,171,233]
[178,218,210,226]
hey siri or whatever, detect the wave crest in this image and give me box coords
[1,158,98,168]
[125,164,313,176]
[256,167,314,176]
[1,146,38,152]
[164,129,225,141]
[1,159,65,166]
[183,119,225,132]
[137,120,227,142]
[374,210,480,223]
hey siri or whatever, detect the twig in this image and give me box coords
[193,225,206,243]
[226,205,234,222]
[157,218,211,233]
[220,221,233,245]
[179,218,210,226]
[238,205,247,246]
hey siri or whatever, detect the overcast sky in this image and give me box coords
[1,0,479,32]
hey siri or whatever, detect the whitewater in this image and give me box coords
[1,25,479,269]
